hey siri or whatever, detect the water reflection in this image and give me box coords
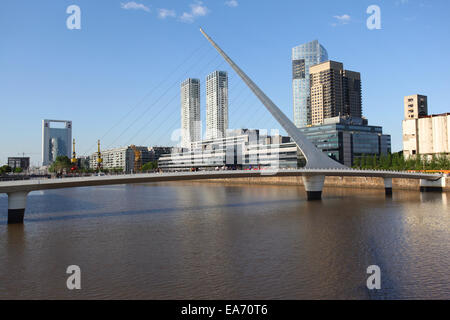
[0,182,449,299]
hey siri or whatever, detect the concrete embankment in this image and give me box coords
[202,175,450,192]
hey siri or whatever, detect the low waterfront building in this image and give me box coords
[8,157,30,171]
[90,146,173,172]
[90,146,134,172]
[299,116,391,167]
[159,121,390,171]
[158,129,300,171]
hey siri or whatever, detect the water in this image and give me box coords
[0,182,449,299]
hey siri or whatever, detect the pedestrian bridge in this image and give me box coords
[0,169,445,224]
[3,29,446,224]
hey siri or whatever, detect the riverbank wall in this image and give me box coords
[202,175,450,192]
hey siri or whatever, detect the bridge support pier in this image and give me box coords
[384,178,393,196]
[420,178,445,193]
[302,175,325,201]
[7,191,29,224]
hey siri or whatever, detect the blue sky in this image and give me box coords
[1,0,449,166]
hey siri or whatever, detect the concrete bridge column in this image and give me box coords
[7,191,29,224]
[420,178,445,193]
[384,178,393,196]
[302,175,325,201]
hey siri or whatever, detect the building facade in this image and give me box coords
[403,114,450,159]
[148,147,172,162]
[41,119,72,166]
[404,94,428,120]
[181,78,201,148]
[292,40,328,128]
[206,71,228,140]
[309,61,362,126]
[8,157,30,171]
[402,94,450,158]
[76,156,90,170]
[299,116,391,167]
[90,146,173,172]
[90,146,135,173]
[159,129,300,171]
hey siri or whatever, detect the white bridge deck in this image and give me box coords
[0,169,443,194]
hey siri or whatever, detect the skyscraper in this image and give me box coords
[206,71,228,140]
[181,78,201,148]
[309,61,362,126]
[292,40,328,128]
[41,119,72,166]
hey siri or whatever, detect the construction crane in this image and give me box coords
[97,140,103,171]
[130,145,142,172]
[71,139,77,164]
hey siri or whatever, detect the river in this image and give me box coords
[0,182,449,299]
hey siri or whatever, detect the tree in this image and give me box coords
[142,161,158,171]
[353,157,360,169]
[0,165,12,174]
[379,154,390,170]
[360,154,366,169]
[14,167,23,173]
[49,156,72,174]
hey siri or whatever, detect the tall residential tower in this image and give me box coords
[206,71,228,139]
[181,78,201,148]
[309,61,362,126]
[292,40,328,128]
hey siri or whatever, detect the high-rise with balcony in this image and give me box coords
[292,40,328,128]
[309,60,362,126]
[206,71,228,139]
[181,78,201,148]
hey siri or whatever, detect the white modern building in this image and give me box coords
[206,71,228,140]
[292,40,328,128]
[181,78,201,148]
[158,129,300,171]
[41,119,72,166]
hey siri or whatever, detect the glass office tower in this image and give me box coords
[41,119,72,166]
[292,40,328,128]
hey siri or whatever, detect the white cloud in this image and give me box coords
[225,0,238,7]
[180,1,209,23]
[191,1,209,16]
[121,2,150,13]
[332,14,351,26]
[180,12,194,23]
[158,8,176,19]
